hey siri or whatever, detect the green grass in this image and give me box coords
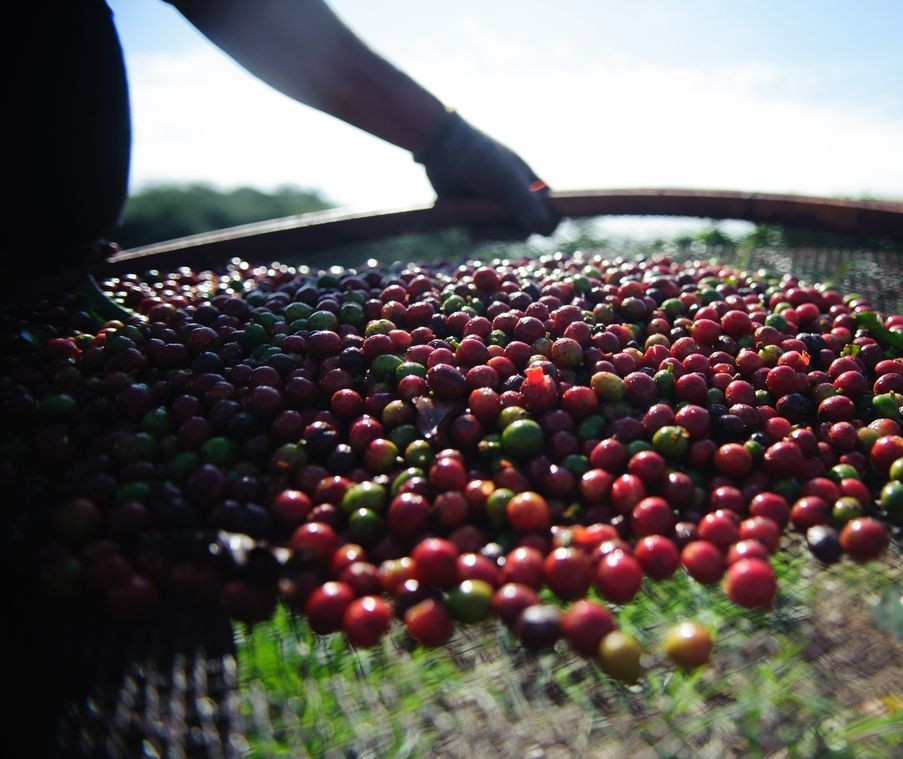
[237,543,903,757]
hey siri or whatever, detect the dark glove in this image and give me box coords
[414,111,559,237]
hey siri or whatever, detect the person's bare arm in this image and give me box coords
[170,0,446,152]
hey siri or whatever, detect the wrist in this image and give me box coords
[413,109,467,164]
[402,100,452,155]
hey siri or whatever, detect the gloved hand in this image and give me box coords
[415,111,559,237]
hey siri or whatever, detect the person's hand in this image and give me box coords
[415,111,559,237]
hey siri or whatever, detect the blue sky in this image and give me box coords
[109,0,903,217]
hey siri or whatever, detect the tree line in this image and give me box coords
[114,183,332,249]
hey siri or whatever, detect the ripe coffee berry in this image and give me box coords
[500,547,545,589]
[681,541,726,585]
[727,539,771,565]
[561,600,616,656]
[404,598,453,647]
[628,450,666,484]
[429,456,468,492]
[610,474,647,514]
[631,497,675,537]
[698,511,740,552]
[543,547,591,601]
[763,441,804,478]
[305,582,355,635]
[738,516,781,553]
[724,558,777,609]
[714,444,753,479]
[589,438,628,471]
[633,535,681,580]
[507,491,551,534]
[594,550,644,604]
[839,517,889,561]
[492,583,540,625]
[343,596,392,647]
[411,538,460,588]
[749,492,790,527]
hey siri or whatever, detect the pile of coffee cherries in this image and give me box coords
[2,251,899,678]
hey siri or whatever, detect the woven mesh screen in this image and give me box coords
[268,217,903,312]
[22,217,903,756]
[236,546,900,758]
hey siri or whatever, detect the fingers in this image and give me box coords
[508,183,560,237]
[471,140,560,237]
[489,161,559,237]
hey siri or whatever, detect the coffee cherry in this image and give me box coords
[724,558,777,609]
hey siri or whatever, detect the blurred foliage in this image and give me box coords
[644,223,902,257]
[740,224,902,253]
[114,183,332,249]
[736,224,903,254]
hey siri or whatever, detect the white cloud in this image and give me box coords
[127,47,429,208]
[126,44,903,216]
